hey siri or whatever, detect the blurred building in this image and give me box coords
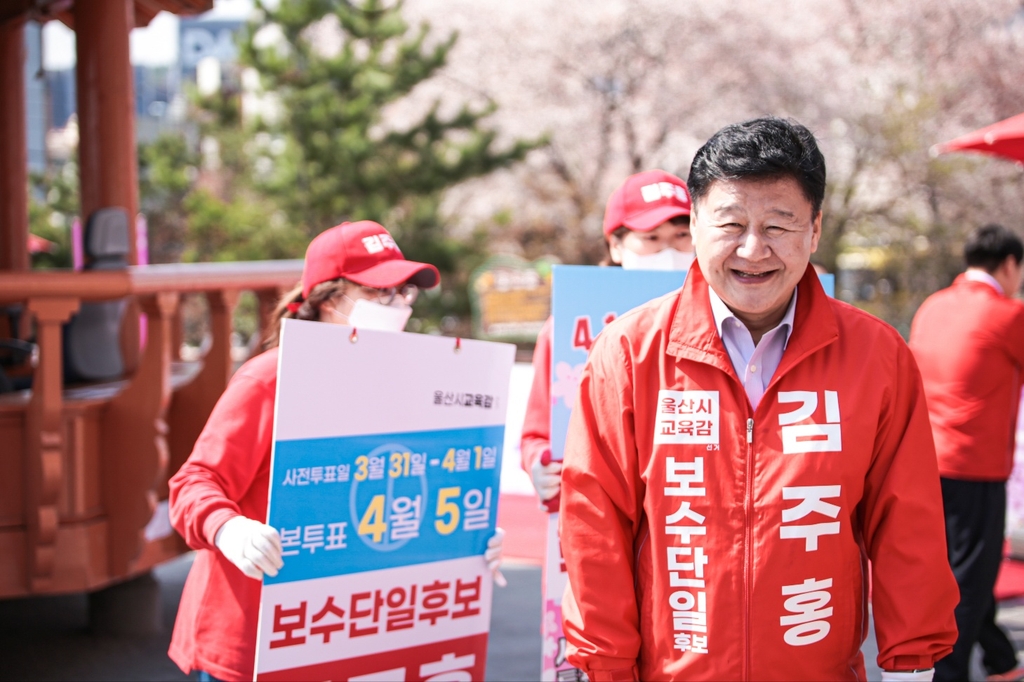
[23,22,45,173]
[31,11,247,157]
[178,16,243,82]
[135,65,176,141]
[45,68,75,130]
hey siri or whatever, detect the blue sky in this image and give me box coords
[42,0,255,69]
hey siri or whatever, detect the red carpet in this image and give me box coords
[996,557,1024,601]
[498,492,548,565]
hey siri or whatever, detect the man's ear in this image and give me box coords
[809,211,823,253]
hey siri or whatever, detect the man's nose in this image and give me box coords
[736,229,770,259]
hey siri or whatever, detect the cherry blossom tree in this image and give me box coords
[400,0,1024,330]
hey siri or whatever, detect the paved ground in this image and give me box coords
[0,556,193,682]
[989,598,1024,676]
[0,553,541,682]
[1,551,1018,681]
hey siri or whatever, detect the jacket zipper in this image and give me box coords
[744,417,754,680]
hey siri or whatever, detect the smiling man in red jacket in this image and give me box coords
[559,117,959,681]
[910,224,1024,682]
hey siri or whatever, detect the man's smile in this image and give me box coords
[729,267,778,282]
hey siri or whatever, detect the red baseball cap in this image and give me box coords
[602,170,691,236]
[301,221,440,298]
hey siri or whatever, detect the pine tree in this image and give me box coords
[240,0,539,270]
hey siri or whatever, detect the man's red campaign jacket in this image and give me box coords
[910,274,1024,482]
[560,264,958,681]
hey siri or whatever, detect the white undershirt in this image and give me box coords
[964,268,1004,295]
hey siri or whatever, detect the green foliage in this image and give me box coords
[181,189,305,262]
[234,0,540,329]
[138,95,308,262]
[394,196,495,335]
[240,0,541,228]
[28,163,78,269]
[138,133,199,263]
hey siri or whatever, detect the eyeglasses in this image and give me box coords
[357,283,419,307]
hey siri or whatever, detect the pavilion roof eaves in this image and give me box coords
[1,0,213,30]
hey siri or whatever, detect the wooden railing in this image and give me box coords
[0,260,302,597]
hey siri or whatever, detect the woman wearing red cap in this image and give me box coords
[522,171,694,507]
[167,221,506,682]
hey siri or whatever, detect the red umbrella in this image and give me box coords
[934,112,1024,162]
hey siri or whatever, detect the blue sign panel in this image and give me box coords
[550,265,689,461]
[267,425,504,584]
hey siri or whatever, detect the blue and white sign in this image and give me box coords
[543,264,688,681]
[255,320,515,681]
[549,266,689,461]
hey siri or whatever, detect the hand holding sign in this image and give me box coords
[216,516,284,580]
[534,449,562,513]
[485,528,507,587]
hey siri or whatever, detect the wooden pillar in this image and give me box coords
[24,297,80,592]
[75,0,141,373]
[74,0,138,265]
[0,18,29,273]
[167,290,239,483]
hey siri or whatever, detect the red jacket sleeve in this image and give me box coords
[1003,301,1024,369]
[168,371,277,551]
[521,316,554,472]
[862,340,959,671]
[560,329,643,680]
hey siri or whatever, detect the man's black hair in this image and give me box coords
[964,224,1024,272]
[688,117,827,216]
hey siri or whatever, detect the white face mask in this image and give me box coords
[620,247,695,271]
[345,298,412,332]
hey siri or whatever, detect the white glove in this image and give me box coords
[531,457,562,502]
[214,515,284,581]
[485,528,507,587]
[880,670,933,681]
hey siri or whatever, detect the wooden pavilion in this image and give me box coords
[0,0,301,607]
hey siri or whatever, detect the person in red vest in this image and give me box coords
[559,117,958,680]
[167,221,506,682]
[521,170,693,508]
[910,223,1024,682]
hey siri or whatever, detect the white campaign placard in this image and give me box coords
[274,321,515,441]
[255,319,515,682]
